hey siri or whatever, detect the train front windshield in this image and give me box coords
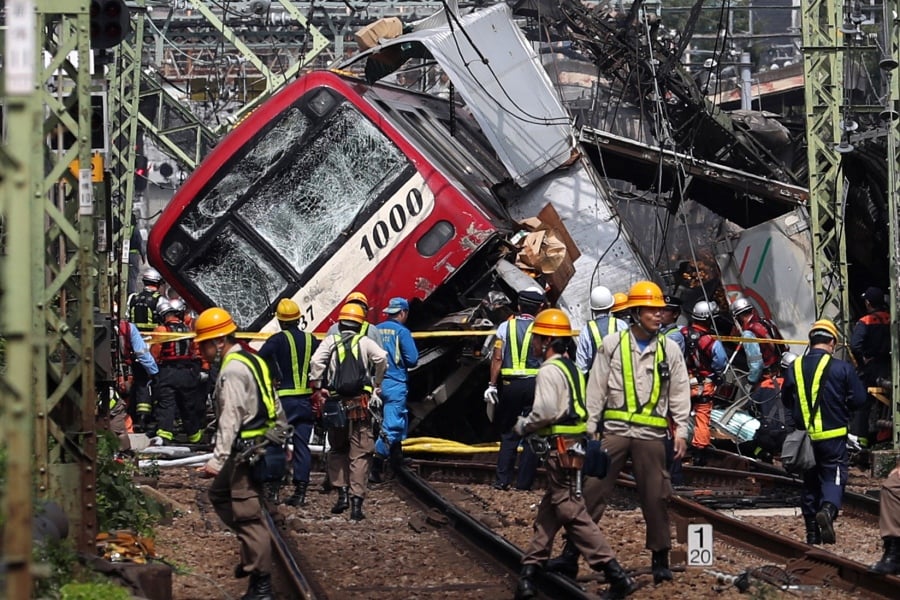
[161,87,411,327]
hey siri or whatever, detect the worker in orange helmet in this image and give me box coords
[781,319,866,545]
[198,307,290,600]
[309,302,387,521]
[513,308,637,600]
[549,281,690,586]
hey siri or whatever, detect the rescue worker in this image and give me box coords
[850,286,890,450]
[309,302,387,521]
[681,300,728,465]
[116,317,159,444]
[372,297,419,482]
[150,298,204,444]
[485,287,547,491]
[574,285,628,373]
[512,309,636,600]
[549,281,691,583]
[611,292,631,324]
[781,319,867,545]
[326,291,382,347]
[199,307,289,600]
[660,295,685,353]
[869,464,900,575]
[729,297,770,387]
[127,267,164,428]
[742,351,797,463]
[258,298,319,506]
[128,267,164,332]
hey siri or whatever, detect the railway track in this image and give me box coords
[240,449,894,599]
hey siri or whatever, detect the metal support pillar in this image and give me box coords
[801,0,850,329]
[1,2,42,595]
[885,8,900,452]
[108,2,146,313]
[34,0,97,554]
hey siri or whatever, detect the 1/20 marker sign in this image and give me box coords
[687,523,714,566]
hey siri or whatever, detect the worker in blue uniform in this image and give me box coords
[374,297,419,478]
[781,319,867,545]
[258,298,319,506]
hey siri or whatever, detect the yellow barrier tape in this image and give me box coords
[141,329,808,347]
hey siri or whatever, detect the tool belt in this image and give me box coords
[344,393,370,422]
[554,435,586,470]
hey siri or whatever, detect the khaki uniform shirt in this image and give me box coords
[208,345,288,472]
[520,356,574,434]
[309,332,388,388]
[586,329,691,440]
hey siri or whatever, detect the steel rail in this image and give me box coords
[264,509,319,599]
[395,465,594,600]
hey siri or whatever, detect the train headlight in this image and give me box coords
[306,88,336,118]
[163,240,186,265]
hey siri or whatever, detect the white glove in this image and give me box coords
[369,391,383,411]
[484,384,499,405]
[513,415,529,437]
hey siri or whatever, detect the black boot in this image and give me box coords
[369,456,384,484]
[389,441,406,470]
[319,473,333,493]
[514,564,538,600]
[870,537,900,575]
[815,502,838,544]
[598,558,637,599]
[285,481,308,507]
[241,571,273,600]
[331,486,349,514]
[546,539,579,579]
[651,549,672,584]
[350,495,365,521]
[804,514,821,545]
[263,482,281,505]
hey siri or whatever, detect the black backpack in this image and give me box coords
[328,334,370,397]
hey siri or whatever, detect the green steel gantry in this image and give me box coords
[1,1,96,597]
[801,0,850,328]
[885,7,900,452]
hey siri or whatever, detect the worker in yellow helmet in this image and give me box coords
[309,302,387,521]
[326,290,384,348]
[781,319,866,545]
[258,298,320,507]
[197,307,289,600]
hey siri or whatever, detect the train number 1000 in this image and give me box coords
[359,189,425,261]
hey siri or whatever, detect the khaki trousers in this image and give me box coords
[208,455,273,574]
[327,416,375,498]
[522,453,616,568]
[881,473,900,538]
[582,433,673,551]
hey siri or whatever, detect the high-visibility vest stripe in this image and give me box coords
[280,330,313,395]
[604,331,668,429]
[500,320,538,377]
[794,354,846,441]
[221,351,278,438]
[537,357,588,436]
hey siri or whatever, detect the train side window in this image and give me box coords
[417,220,455,257]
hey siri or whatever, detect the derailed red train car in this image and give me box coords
[149,70,516,336]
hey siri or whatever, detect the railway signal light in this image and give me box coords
[90,0,131,50]
[134,155,149,193]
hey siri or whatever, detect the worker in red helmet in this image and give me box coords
[781,319,866,546]
[549,281,690,587]
[309,302,387,521]
[198,307,290,600]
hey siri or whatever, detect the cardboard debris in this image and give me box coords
[354,17,403,50]
[514,204,580,298]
